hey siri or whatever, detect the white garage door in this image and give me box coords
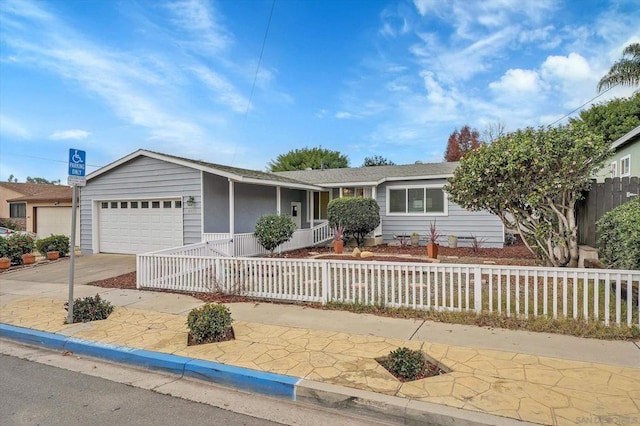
[36,207,79,241]
[98,199,183,254]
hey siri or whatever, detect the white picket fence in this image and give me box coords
[136,251,640,327]
[202,222,333,257]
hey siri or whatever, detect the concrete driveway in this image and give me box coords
[0,254,136,285]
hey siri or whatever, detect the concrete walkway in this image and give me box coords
[1,255,639,425]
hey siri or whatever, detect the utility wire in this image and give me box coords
[546,85,616,126]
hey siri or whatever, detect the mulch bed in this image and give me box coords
[187,328,235,346]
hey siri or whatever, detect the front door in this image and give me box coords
[290,202,302,228]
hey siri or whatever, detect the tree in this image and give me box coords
[254,214,296,255]
[444,125,481,162]
[597,43,640,92]
[7,174,17,182]
[26,176,60,184]
[481,121,506,144]
[327,197,380,247]
[267,147,349,172]
[445,124,609,267]
[570,92,640,145]
[362,155,395,167]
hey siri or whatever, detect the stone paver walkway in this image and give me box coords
[1,295,639,425]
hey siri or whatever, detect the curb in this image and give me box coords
[0,323,526,426]
[0,323,298,399]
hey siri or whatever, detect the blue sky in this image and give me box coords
[1,0,639,183]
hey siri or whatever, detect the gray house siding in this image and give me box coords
[376,179,504,248]
[80,156,201,254]
[234,183,277,233]
[280,188,308,228]
[202,173,230,233]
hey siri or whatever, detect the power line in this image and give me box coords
[546,85,616,126]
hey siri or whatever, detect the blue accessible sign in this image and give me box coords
[68,149,86,177]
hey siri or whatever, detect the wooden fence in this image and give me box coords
[577,176,639,247]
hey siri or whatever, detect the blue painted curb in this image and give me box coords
[0,323,299,400]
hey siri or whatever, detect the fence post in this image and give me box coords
[474,267,482,313]
[321,261,329,305]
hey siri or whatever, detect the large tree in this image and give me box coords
[444,125,482,162]
[362,155,395,167]
[267,147,349,172]
[446,125,609,267]
[569,92,640,145]
[597,43,640,92]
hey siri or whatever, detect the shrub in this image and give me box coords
[187,304,233,344]
[384,347,426,381]
[597,197,640,270]
[327,197,380,247]
[36,234,70,257]
[0,233,35,263]
[254,214,296,255]
[65,294,114,323]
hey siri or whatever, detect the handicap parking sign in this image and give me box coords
[68,149,86,177]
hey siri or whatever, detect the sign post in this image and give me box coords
[67,149,86,324]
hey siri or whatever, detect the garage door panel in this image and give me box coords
[98,199,183,254]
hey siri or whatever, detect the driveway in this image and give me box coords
[0,254,136,285]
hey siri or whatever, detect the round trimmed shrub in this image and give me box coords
[187,304,233,344]
[385,347,426,381]
[327,197,380,247]
[65,294,114,323]
[254,214,296,254]
[596,197,640,270]
[36,234,70,257]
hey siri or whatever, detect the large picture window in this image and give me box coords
[9,203,26,218]
[387,186,446,215]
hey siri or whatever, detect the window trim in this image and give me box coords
[386,184,448,216]
[620,155,631,177]
[610,161,618,178]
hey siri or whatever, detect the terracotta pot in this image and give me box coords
[426,243,439,259]
[0,257,10,270]
[22,253,36,265]
[46,251,60,261]
[333,240,344,254]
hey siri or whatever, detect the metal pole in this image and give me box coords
[67,184,78,324]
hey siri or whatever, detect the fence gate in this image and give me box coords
[577,176,639,247]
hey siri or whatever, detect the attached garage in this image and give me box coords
[97,199,183,254]
[34,206,79,241]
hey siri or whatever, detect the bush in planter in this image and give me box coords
[187,303,233,344]
[384,347,426,381]
[596,197,640,270]
[36,234,70,257]
[0,233,35,263]
[64,294,114,323]
[327,197,380,247]
[254,214,296,255]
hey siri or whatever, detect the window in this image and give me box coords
[163,201,172,208]
[175,200,182,208]
[9,203,26,218]
[110,202,118,208]
[340,187,370,198]
[141,201,149,208]
[152,201,160,208]
[312,191,329,220]
[120,202,128,208]
[620,155,631,177]
[387,186,446,215]
[131,201,138,208]
[610,161,617,178]
[101,202,108,209]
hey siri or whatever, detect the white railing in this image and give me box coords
[136,255,640,327]
[201,222,333,257]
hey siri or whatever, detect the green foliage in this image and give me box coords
[187,304,233,344]
[267,147,349,172]
[25,176,61,184]
[1,233,35,263]
[254,215,296,254]
[446,124,609,267]
[597,43,640,92]
[0,218,19,230]
[596,197,640,270]
[36,234,70,257]
[65,294,114,323]
[362,155,395,167]
[327,197,380,247]
[570,92,640,145]
[385,347,426,381]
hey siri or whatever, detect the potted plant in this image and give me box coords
[410,232,420,246]
[426,221,440,259]
[0,257,10,270]
[333,225,345,254]
[21,252,36,265]
[47,251,60,261]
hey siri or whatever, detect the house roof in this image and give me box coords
[275,162,459,186]
[0,182,72,203]
[87,149,323,191]
[611,125,640,151]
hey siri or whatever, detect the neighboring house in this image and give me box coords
[0,182,79,240]
[80,149,504,255]
[596,125,640,182]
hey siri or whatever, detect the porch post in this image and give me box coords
[309,190,314,228]
[228,179,235,254]
[276,186,281,215]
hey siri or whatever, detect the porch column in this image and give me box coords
[276,186,281,215]
[309,190,314,228]
[228,180,235,254]
[372,185,382,237]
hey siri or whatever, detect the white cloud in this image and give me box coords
[0,115,30,139]
[190,65,248,113]
[541,52,592,81]
[164,0,231,54]
[489,69,544,94]
[335,111,353,119]
[49,129,91,140]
